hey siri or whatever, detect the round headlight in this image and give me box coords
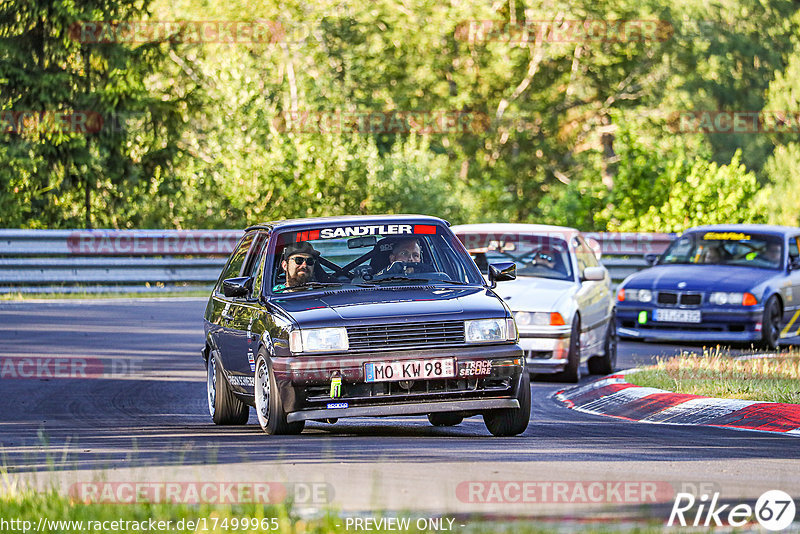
[514,311,532,326]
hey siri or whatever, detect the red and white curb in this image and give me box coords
[553,370,800,435]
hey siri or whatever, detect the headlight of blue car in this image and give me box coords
[709,292,758,306]
[618,288,652,303]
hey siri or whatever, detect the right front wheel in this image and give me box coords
[552,316,581,383]
[484,372,531,437]
[588,313,617,375]
[761,295,782,350]
[254,355,305,435]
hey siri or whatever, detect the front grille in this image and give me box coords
[657,291,703,307]
[657,292,678,304]
[680,293,702,306]
[347,320,465,351]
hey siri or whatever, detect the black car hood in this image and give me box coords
[270,285,505,328]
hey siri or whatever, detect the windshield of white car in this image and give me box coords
[660,232,783,269]
[469,238,574,281]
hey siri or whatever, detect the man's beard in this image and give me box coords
[287,268,311,287]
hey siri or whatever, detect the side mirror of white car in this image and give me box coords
[581,266,606,282]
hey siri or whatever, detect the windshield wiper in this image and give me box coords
[363,276,431,284]
[275,281,343,292]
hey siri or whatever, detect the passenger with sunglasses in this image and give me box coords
[273,241,319,290]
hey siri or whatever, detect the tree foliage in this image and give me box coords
[1,0,799,230]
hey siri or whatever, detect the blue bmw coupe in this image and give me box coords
[616,225,800,348]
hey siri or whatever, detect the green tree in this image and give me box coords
[0,0,189,228]
[610,150,765,232]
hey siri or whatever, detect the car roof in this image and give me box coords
[685,224,799,237]
[451,223,580,236]
[246,214,448,232]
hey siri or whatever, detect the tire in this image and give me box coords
[428,412,464,427]
[588,314,617,375]
[207,349,249,425]
[761,295,782,350]
[254,355,305,435]
[552,316,581,383]
[483,372,531,437]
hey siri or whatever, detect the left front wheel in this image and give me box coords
[207,349,249,425]
[254,355,305,435]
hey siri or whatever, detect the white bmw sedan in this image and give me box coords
[453,224,617,382]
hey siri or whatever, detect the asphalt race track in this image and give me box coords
[1,299,799,523]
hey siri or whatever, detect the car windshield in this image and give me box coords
[269,224,484,292]
[460,234,574,281]
[661,231,784,269]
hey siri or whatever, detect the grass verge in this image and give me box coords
[626,348,800,404]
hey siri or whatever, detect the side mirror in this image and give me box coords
[644,253,659,266]
[488,262,516,289]
[790,258,800,271]
[222,276,252,298]
[582,266,606,282]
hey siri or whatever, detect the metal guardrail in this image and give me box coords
[0,229,674,294]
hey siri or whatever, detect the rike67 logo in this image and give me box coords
[669,490,796,531]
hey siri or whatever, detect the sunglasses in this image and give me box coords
[291,256,315,266]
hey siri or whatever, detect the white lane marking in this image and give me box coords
[555,375,629,401]
[574,387,666,415]
[641,397,760,424]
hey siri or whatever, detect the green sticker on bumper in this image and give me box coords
[638,311,648,324]
[330,376,342,398]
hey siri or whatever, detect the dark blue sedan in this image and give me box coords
[616,225,800,348]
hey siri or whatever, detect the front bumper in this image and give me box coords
[518,327,570,374]
[616,305,764,343]
[287,398,519,423]
[271,344,525,418]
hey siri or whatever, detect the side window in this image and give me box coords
[247,233,270,297]
[575,248,587,275]
[215,232,255,292]
[577,238,600,268]
[573,238,597,275]
[790,237,800,263]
